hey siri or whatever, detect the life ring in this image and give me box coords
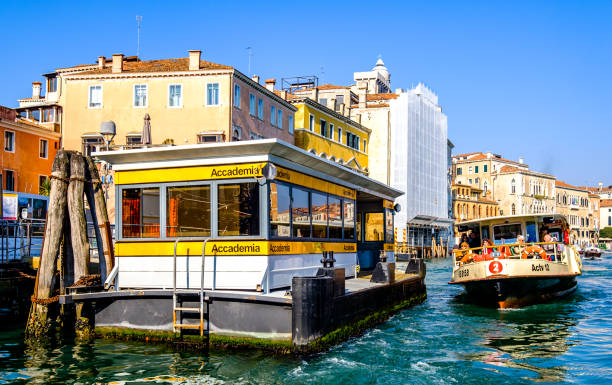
[521,245,547,260]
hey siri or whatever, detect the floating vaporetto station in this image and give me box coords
[61,139,426,351]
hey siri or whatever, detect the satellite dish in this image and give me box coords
[394,203,401,213]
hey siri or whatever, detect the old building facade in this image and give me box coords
[554,181,597,246]
[452,184,499,222]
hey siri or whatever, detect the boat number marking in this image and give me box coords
[488,261,504,274]
[457,269,469,278]
[531,264,550,272]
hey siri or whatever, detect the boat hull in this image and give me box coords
[460,275,578,308]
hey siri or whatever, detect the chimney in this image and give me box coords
[327,97,336,110]
[599,182,603,191]
[112,54,124,73]
[188,50,201,70]
[251,75,260,84]
[519,157,524,164]
[356,113,362,124]
[339,103,346,116]
[32,82,42,99]
[280,90,287,100]
[311,87,319,102]
[358,92,366,109]
[265,78,276,91]
[98,56,105,69]
[486,151,492,159]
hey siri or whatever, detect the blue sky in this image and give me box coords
[1,1,610,186]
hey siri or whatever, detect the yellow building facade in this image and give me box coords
[290,97,370,174]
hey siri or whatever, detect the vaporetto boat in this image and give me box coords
[450,214,582,308]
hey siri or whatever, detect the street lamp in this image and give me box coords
[100,121,116,151]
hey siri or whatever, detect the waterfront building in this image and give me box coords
[286,87,370,175]
[452,151,529,193]
[451,184,499,222]
[0,106,59,219]
[17,50,296,153]
[554,181,595,246]
[493,166,556,216]
[601,199,612,228]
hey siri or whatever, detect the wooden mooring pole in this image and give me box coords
[26,150,69,337]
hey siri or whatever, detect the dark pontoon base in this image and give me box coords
[63,260,427,353]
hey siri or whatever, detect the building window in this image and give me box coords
[134,84,148,107]
[319,98,327,106]
[206,83,219,105]
[4,170,15,191]
[343,200,355,239]
[47,77,57,93]
[126,134,142,146]
[328,196,342,239]
[278,109,283,129]
[42,108,55,122]
[320,120,327,137]
[249,94,256,116]
[232,125,242,141]
[39,175,48,192]
[456,167,462,175]
[309,114,314,131]
[468,166,473,174]
[363,139,367,153]
[121,187,160,238]
[512,203,516,215]
[311,191,328,238]
[257,98,263,120]
[337,127,342,143]
[346,132,359,150]
[329,123,334,139]
[234,84,241,108]
[167,185,211,237]
[271,106,277,126]
[511,179,516,194]
[609,217,611,226]
[475,166,479,173]
[483,181,488,194]
[289,116,294,134]
[39,139,48,158]
[197,133,224,143]
[4,131,15,152]
[293,186,311,238]
[168,84,182,107]
[336,95,345,107]
[217,182,260,236]
[484,165,488,172]
[82,136,104,156]
[88,85,102,108]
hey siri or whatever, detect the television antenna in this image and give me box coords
[136,15,142,59]
[246,47,253,76]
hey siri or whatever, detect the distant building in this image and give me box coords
[18,50,296,153]
[0,106,59,219]
[554,181,596,246]
[451,184,498,222]
[601,199,612,228]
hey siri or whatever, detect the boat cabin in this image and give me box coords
[95,139,402,292]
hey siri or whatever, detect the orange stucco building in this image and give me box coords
[0,106,61,195]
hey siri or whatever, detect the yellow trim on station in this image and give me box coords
[115,162,357,200]
[383,243,395,252]
[115,163,266,185]
[383,200,394,210]
[115,240,358,257]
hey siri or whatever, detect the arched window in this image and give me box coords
[563,194,567,205]
[478,206,482,218]
[483,181,488,195]
[486,207,489,216]
[473,205,476,218]
[511,179,516,194]
[512,203,516,215]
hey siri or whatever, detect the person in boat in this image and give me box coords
[481,239,494,255]
[460,233,469,245]
[468,231,480,249]
[542,233,555,261]
[457,242,474,264]
[510,235,526,257]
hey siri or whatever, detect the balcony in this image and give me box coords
[294,128,368,173]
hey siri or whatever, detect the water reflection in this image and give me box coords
[456,299,580,382]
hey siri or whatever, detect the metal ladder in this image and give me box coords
[172,239,210,336]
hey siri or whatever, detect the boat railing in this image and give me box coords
[452,241,568,267]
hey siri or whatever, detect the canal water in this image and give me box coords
[1,254,610,384]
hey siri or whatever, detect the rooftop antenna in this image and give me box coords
[136,15,142,59]
[246,46,253,76]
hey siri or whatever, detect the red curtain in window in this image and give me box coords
[167,197,178,237]
[122,197,141,237]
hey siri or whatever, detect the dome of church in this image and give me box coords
[372,58,389,80]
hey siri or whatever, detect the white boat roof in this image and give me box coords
[458,213,569,227]
[93,138,404,201]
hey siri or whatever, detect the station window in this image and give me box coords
[292,187,311,238]
[217,182,259,236]
[344,200,355,240]
[328,196,342,239]
[385,209,394,243]
[167,185,211,237]
[356,213,362,242]
[122,187,160,238]
[311,191,328,238]
[365,212,383,241]
[269,182,290,237]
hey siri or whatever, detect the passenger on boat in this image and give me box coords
[510,235,526,257]
[468,231,480,249]
[458,242,474,264]
[460,233,469,245]
[480,239,495,261]
[542,234,555,261]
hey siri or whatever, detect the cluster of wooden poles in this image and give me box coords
[26,150,114,339]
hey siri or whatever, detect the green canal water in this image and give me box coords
[1,254,611,384]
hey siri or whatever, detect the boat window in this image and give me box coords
[356,212,362,242]
[328,196,342,239]
[269,182,290,237]
[526,221,537,243]
[217,182,259,236]
[385,208,394,243]
[292,187,311,238]
[481,226,490,242]
[311,191,328,238]
[121,187,160,238]
[365,212,384,241]
[492,223,522,245]
[343,200,355,240]
[166,185,211,237]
